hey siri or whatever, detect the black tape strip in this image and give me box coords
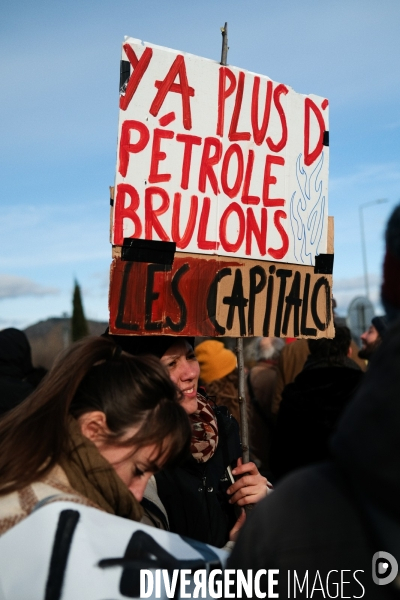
[120,59,130,94]
[314,253,334,274]
[121,238,176,265]
[323,131,329,146]
[44,509,80,600]
[110,197,114,207]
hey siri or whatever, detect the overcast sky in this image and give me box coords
[1,0,399,329]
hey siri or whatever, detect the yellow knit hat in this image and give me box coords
[195,340,237,384]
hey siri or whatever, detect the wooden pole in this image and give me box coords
[236,338,250,464]
[219,23,250,466]
[220,22,228,66]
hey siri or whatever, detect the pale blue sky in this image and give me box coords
[1,0,399,328]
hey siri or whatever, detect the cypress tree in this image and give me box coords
[71,280,89,342]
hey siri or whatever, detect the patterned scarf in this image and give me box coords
[189,394,219,463]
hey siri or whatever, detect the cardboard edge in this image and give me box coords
[327,216,334,254]
[109,186,115,246]
[112,246,121,259]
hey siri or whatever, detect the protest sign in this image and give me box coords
[109,243,334,338]
[110,37,333,338]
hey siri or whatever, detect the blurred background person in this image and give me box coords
[271,299,366,418]
[358,316,388,362]
[246,337,285,474]
[271,326,363,480]
[271,337,310,418]
[0,328,47,417]
[195,339,239,422]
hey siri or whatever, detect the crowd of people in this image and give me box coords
[0,204,399,597]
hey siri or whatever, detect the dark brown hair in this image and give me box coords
[308,325,352,364]
[0,336,191,496]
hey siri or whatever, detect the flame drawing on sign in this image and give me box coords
[290,152,326,264]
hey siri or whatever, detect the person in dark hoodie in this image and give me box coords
[0,328,47,416]
[270,325,363,480]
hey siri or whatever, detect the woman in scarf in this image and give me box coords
[105,333,270,548]
[0,337,190,536]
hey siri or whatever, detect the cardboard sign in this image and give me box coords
[109,37,333,339]
[0,502,227,600]
[112,37,329,267]
[109,251,334,338]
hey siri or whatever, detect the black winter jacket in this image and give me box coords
[155,403,242,548]
[271,357,363,479]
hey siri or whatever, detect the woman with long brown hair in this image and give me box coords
[0,337,190,535]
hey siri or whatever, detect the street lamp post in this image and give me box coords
[359,199,388,299]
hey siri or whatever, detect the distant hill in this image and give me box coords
[24,317,108,369]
